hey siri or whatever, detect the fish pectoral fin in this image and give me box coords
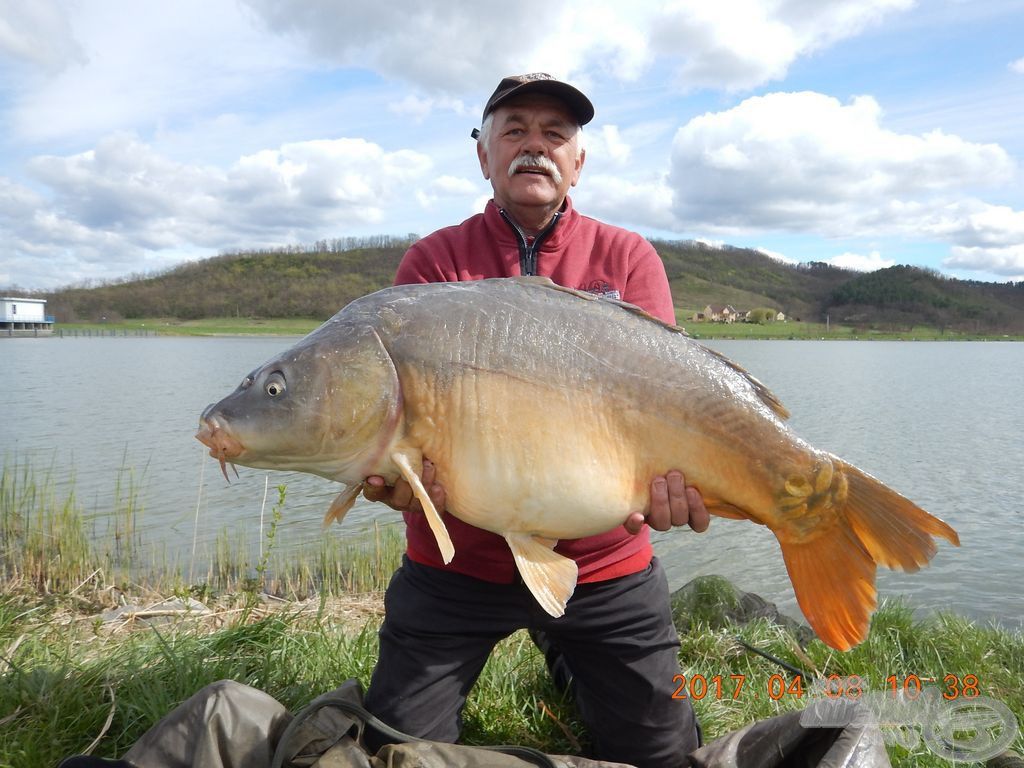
[322,483,363,528]
[505,533,578,618]
[391,450,455,564]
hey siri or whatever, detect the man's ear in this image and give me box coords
[477,140,491,180]
[570,147,586,187]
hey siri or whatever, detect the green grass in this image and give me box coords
[2,594,1021,766]
[676,315,1024,341]
[55,317,322,337]
[1,461,1022,766]
[52,315,1024,340]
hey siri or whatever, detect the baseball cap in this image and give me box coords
[472,73,594,138]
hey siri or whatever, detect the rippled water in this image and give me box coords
[3,336,1021,627]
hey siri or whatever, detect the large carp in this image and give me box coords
[196,277,958,650]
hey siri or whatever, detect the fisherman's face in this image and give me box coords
[477,96,585,216]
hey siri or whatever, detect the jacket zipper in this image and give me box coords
[499,208,561,276]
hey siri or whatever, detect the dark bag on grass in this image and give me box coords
[276,679,890,768]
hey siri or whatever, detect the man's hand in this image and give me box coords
[625,470,710,535]
[363,459,447,514]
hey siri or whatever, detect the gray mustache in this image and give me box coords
[508,154,562,185]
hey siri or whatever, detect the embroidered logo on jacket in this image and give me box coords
[579,280,621,300]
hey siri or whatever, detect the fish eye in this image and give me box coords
[265,373,286,397]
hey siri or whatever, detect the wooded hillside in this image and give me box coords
[35,237,1024,333]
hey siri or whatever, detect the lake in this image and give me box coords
[2,335,1021,629]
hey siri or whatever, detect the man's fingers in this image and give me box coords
[391,478,415,510]
[666,470,689,528]
[644,470,710,533]
[686,487,710,532]
[648,476,671,532]
[624,511,646,535]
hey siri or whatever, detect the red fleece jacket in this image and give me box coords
[394,197,676,585]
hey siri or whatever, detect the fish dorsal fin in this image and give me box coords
[703,346,790,420]
[391,449,455,564]
[505,533,578,617]
[322,483,363,528]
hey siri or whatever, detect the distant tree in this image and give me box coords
[746,307,778,324]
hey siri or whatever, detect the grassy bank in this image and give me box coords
[53,317,322,337]
[2,463,1022,766]
[47,314,1024,341]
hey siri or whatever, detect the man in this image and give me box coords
[362,73,710,768]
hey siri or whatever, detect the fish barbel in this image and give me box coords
[196,277,958,650]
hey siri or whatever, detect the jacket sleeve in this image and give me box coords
[394,240,457,286]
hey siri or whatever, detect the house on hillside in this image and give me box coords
[1,297,55,336]
[701,304,740,323]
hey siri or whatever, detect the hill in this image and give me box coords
[34,237,1024,334]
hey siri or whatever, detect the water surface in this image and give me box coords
[3,336,1020,628]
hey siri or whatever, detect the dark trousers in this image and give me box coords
[364,556,700,768]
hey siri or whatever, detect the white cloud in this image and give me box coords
[415,175,480,209]
[1010,57,1024,74]
[575,174,677,232]
[6,1,305,145]
[389,95,473,123]
[0,0,85,73]
[939,203,1024,278]
[667,91,1015,236]
[945,244,1024,279]
[757,247,798,265]
[4,134,433,288]
[241,0,913,94]
[584,125,632,166]
[826,250,895,272]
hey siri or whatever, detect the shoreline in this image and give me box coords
[38,317,1024,342]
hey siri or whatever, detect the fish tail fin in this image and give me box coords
[776,456,959,651]
[778,520,877,652]
[839,459,960,568]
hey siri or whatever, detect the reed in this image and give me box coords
[1,459,405,600]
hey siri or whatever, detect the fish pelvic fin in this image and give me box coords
[391,449,455,564]
[774,455,959,651]
[322,483,363,529]
[505,533,578,618]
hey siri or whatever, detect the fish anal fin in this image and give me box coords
[778,522,878,651]
[322,483,363,528]
[505,533,578,618]
[702,497,755,521]
[391,450,455,564]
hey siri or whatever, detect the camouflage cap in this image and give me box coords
[480,73,594,127]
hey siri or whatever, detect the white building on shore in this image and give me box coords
[1,297,55,336]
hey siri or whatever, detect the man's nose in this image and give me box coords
[520,128,548,154]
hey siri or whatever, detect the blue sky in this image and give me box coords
[1,0,1022,290]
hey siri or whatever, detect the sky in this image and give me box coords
[1,0,1023,291]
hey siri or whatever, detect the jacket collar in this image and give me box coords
[483,196,579,250]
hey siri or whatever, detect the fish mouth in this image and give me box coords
[196,415,244,481]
